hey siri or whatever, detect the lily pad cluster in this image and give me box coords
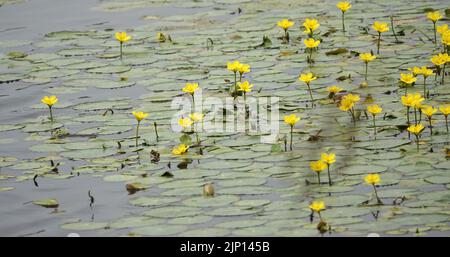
[0,0,450,236]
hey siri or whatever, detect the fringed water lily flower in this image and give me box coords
[304,38,320,64]
[364,173,382,204]
[339,94,360,124]
[430,53,449,84]
[439,105,450,133]
[115,32,131,60]
[401,93,424,129]
[182,83,200,112]
[367,104,382,139]
[407,124,425,151]
[309,200,325,220]
[299,72,317,105]
[303,18,320,38]
[189,113,204,145]
[416,66,434,97]
[237,81,253,102]
[320,153,336,186]
[399,73,417,95]
[327,85,343,100]
[277,19,295,43]
[41,95,58,122]
[372,21,389,54]
[336,2,352,32]
[427,11,442,45]
[172,144,189,155]
[421,105,437,135]
[284,114,300,151]
[227,60,243,98]
[132,111,148,147]
[237,63,250,82]
[359,53,376,82]
[310,160,327,184]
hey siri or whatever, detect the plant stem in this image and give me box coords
[423,77,427,98]
[373,185,381,204]
[327,165,332,186]
[373,115,377,139]
[135,121,140,147]
[415,134,419,151]
[317,172,321,185]
[414,108,418,125]
[234,72,237,99]
[290,125,293,151]
[429,117,433,135]
[445,115,449,133]
[433,21,437,45]
[365,62,368,82]
[441,63,446,84]
[350,107,356,125]
[306,82,314,105]
[377,32,381,54]
[390,16,399,44]
[48,106,53,122]
[406,107,410,139]
[342,12,345,32]
[154,122,159,142]
[120,42,123,60]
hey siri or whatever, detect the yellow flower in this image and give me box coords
[372,21,389,33]
[237,63,250,74]
[442,31,450,46]
[401,93,424,108]
[408,66,422,76]
[179,117,193,128]
[400,73,417,84]
[336,1,352,12]
[439,105,450,116]
[407,124,425,135]
[427,11,442,22]
[227,60,241,72]
[420,66,434,77]
[321,153,336,165]
[343,93,360,103]
[304,38,320,48]
[327,85,343,94]
[115,32,131,43]
[299,72,317,83]
[303,18,320,34]
[132,111,148,122]
[156,32,166,42]
[182,83,199,94]
[310,160,327,172]
[431,53,449,66]
[284,114,300,126]
[367,104,382,116]
[237,81,253,93]
[189,113,204,122]
[41,95,58,107]
[172,144,189,155]
[359,53,376,62]
[309,201,325,212]
[277,19,295,30]
[437,24,449,35]
[339,98,354,111]
[421,105,437,117]
[364,173,381,185]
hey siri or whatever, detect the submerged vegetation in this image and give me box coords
[0,0,450,237]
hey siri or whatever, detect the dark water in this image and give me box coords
[0,0,216,237]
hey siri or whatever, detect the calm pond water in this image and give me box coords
[0,0,449,237]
